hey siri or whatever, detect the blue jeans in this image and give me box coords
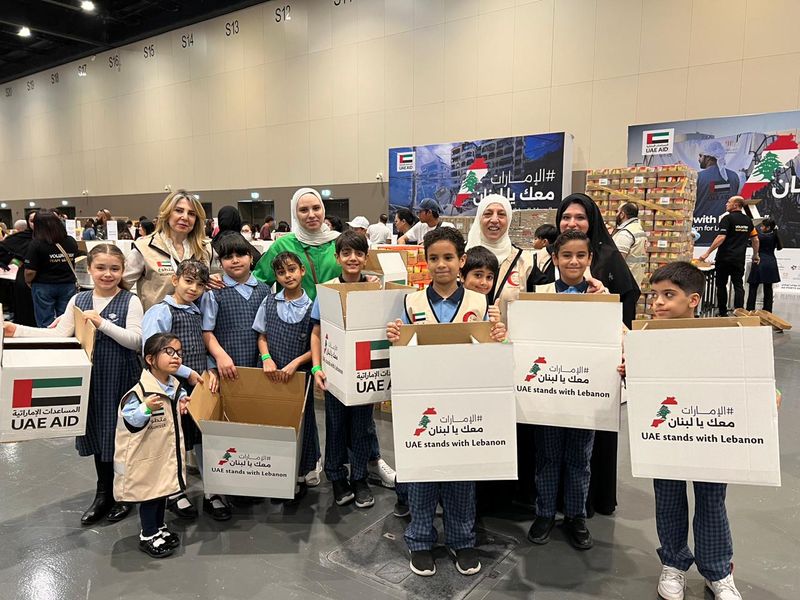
[31,282,77,327]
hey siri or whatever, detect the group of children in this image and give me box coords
[4,224,755,599]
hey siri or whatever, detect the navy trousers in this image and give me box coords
[535,425,594,519]
[324,391,373,482]
[404,482,475,552]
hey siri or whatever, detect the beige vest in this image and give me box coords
[613,219,647,286]
[133,233,211,311]
[404,287,488,324]
[494,248,530,324]
[113,370,186,503]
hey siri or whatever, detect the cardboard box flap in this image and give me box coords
[631,316,760,330]
[385,282,415,291]
[188,372,224,424]
[220,369,306,432]
[73,306,97,361]
[365,252,407,283]
[317,282,407,330]
[397,322,494,346]
[200,419,298,443]
[3,337,82,349]
[517,292,621,303]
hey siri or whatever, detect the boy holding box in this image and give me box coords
[386,227,506,577]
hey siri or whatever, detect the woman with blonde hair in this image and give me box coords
[124,190,212,310]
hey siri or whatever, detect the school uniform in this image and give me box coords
[531,279,595,520]
[252,290,319,476]
[401,284,487,552]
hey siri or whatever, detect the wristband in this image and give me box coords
[311,365,322,375]
[261,353,271,362]
[143,406,152,416]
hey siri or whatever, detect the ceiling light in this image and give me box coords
[0,203,6,209]
[80,1,96,12]
[18,26,31,38]
[28,201,35,207]
[321,189,331,198]
[61,200,68,206]
[250,192,260,200]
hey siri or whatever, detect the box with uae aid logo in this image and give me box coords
[390,322,517,483]
[508,294,624,431]
[0,306,94,442]
[316,282,411,406]
[625,317,780,486]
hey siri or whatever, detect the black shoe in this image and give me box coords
[527,516,555,545]
[203,495,232,521]
[166,493,198,520]
[352,479,374,508]
[393,502,410,518]
[138,533,174,558]
[158,525,181,549]
[409,550,436,576]
[450,547,481,576]
[563,516,593,550]
[284,483,307,507]
[106,502,132,523]
[81,494,113,525]
[229,495,263,506]
[332,480,354,506]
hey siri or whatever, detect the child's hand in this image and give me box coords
[366,274,380,284]
[48,316,62,329]
[314,369,327,391]
[179,396,190,415]
[386,319,402,343]
[216,352,238,380]
[144,394,163,412]
[617,361,626,379]
[280,360,299,382]
[81,309,103,328]
[206,274,226,290]
[587,276,609,294]
[262,358,279,381]
[208,369,219,394]
[776,389,782,410]
[490,321,507,343]
[3,322,16,337]
[188,370,203,387]
[488,303,501,323]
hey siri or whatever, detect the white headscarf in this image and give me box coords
[700,139,729,182]
[466,194,514,265]
[290,187,339,246]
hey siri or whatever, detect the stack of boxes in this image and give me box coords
[586,164,698,319]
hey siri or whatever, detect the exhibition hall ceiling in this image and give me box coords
[0,0,265,84]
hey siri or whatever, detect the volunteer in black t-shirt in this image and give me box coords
[699,196,759,316]
[24,210,81,327]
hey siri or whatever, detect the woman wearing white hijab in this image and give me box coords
[253,187,341,300]
[466,194,530,323]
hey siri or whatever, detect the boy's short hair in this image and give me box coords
[552,230,591,256]
[216,232,253,259]
[650,261,705,297]
[271,251,304,273]
[462,246,499,279]
[335,230,369,255]
[175,259,210,284]
[423,226,465,257]
[534,224,558,245]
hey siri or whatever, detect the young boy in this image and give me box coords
[386,227,506,578]
[252,252,317,503]
[620,261,742,600]
[532,223,557,282]
[461,246,499,298]
[527,230,596,550]
[141,259,228,521]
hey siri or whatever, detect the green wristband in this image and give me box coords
[261,353,271,362]
[311,365,322,375]
[143,406,152,416]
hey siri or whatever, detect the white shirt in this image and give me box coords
[403,220,455,244]
[367,223,392,246]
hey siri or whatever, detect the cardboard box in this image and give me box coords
[508,294,624,431]
[189,369,307,499]
[390,322,517,483]
[317,282,410,406]
[364,251,408,286]
[625,317,780,486]
[0,308,94,442]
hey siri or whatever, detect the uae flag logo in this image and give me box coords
[740,134,799,199]
[412,311,426,323]
[355,340,390,371]
[12,377,83,409]
[397,151,415,172]
[646,131,671,145]
[455,158,489,207]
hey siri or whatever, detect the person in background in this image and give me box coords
[276,220,290,234]
[325,215,344,233]
[82,218,97,241]
[126,220,136,239]
[367,214,392,246]
[212,207,261,268]
[394,209,416,239]
[138,219,155,238]
[746,217,782,313]
[695,140,741,223]
[259,216,275,242]
[531,224,557,284]
[398,199,454,244]
[611,202,647,286]
[95,209,112,240]
[346,216,370,239]
[240,222,257,241]
[0,212,37,325]
[0,222,8,241]
[204,219,215,239]
[117,220,134,240]
[24,210,81,327]
[699,196,758,317]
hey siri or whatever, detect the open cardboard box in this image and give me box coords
[189,369,308,499]
[390,322,517,483]
[316,281,410,406]
[364,251,408,285]
[0,305,95,442]
[509,293,623,431]
[626,316,780,486]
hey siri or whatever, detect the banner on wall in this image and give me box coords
[628,111,800,292]
[389,133,573,216]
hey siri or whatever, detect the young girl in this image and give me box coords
[252,252,316,502]
[4,244,143,525]
[116,333,190,559]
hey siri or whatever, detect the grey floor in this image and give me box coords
[2,298,799,600]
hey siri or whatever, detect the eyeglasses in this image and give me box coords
[160,347,183,358]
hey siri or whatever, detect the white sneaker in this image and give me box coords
[705,574,743,599]
[367,458,396,489]
[657,566,686,600]
[305,459,322,487]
